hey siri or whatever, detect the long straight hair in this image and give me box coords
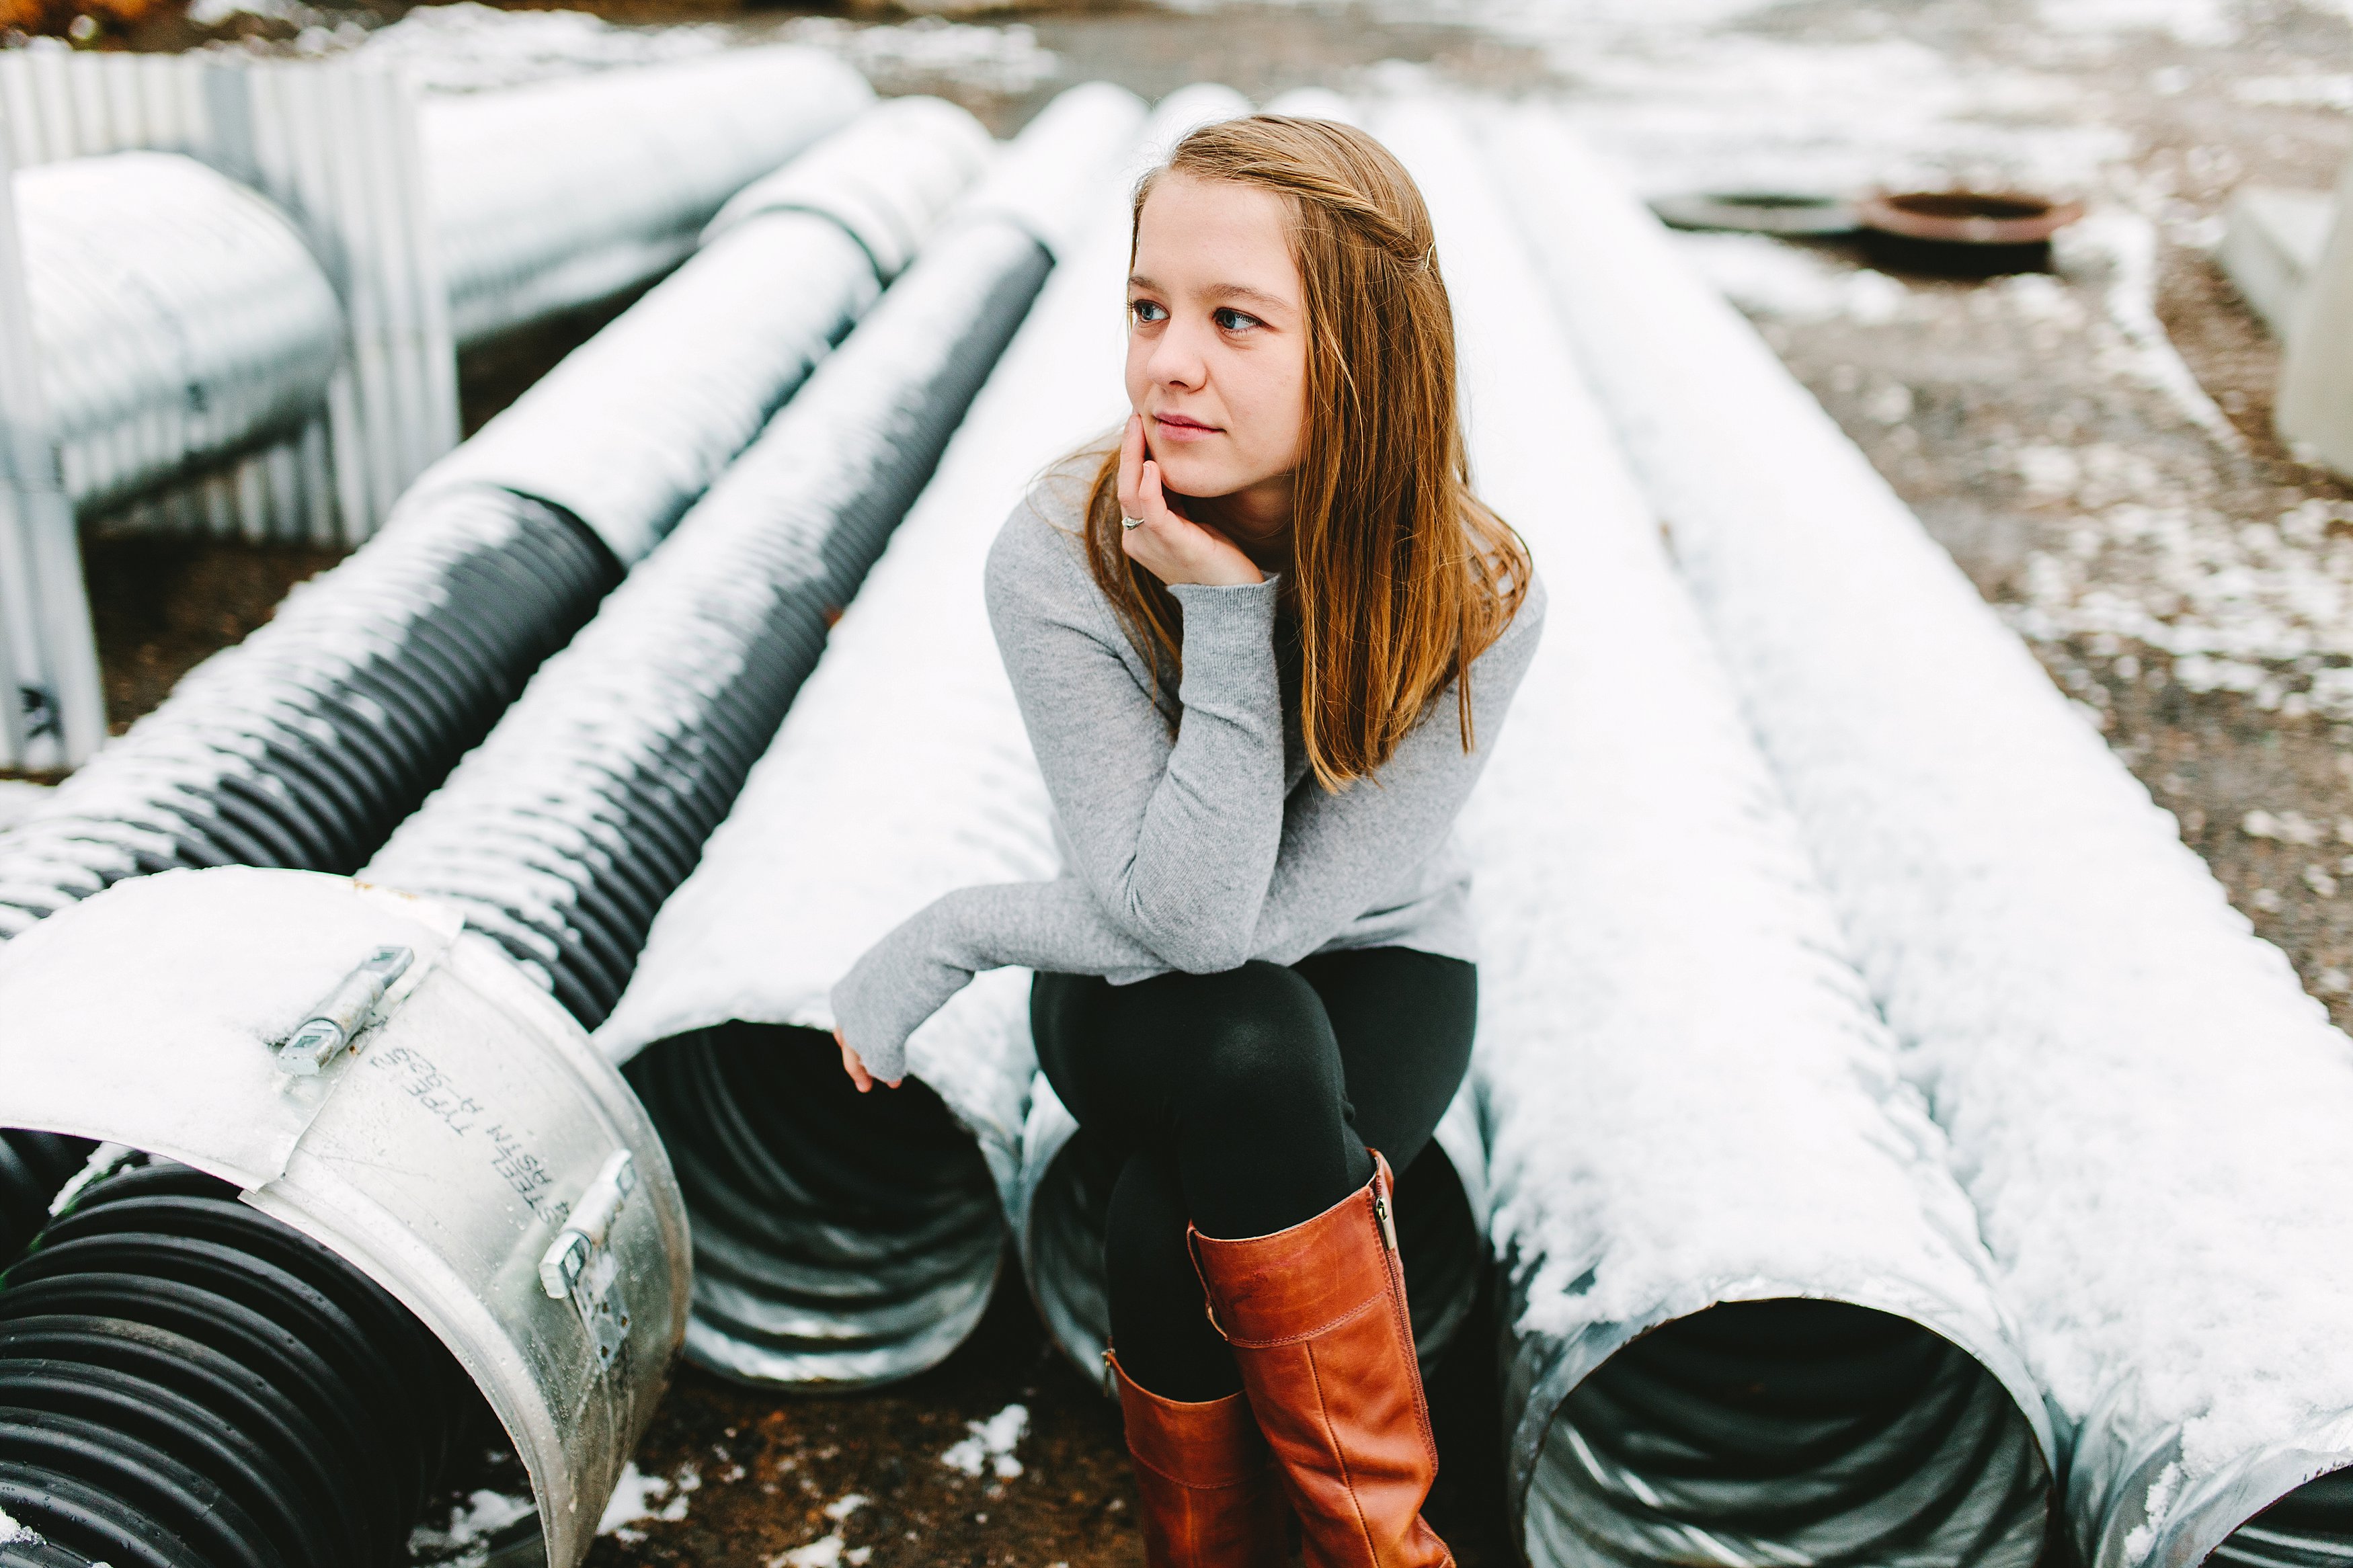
[1081,114,1530,790]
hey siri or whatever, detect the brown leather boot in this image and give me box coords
[1108,1348,1294,1568]
[1188,1153,1451,1568]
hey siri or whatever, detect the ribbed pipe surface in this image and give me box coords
[0,489,613,940]
[426,47,872,349]
[0,1134,92,1270]
[365,217,1047,1026]
[0,123,928,940]
[15,152,342,515]
[1530,1302,2049,1568]
[0,1157,481,1568]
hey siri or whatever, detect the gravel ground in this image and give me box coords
[12,0,2353,1558]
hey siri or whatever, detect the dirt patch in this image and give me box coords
[75,527,344,733]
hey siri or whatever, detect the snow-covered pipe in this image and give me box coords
[425,46,872,349]
[0,867,690,1568]
[15,151,343,514]
[1490,104,2353,1568]
[1375,99,2055,1568]
[0,99,980,940]
[592,81,1157,1391]
[416,95,993,569]
[362,170,1054,1029]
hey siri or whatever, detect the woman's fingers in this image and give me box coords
[1117,414,1146,522]
[835,1028,901,1091]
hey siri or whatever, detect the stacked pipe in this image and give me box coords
[362,90,1029,1028]
[0,98,966,941]
[0,97,992,1565]
[0,1156,481,1568]
[1365,99,2055,1568]
[424,47,872,349]
[592,81,1159,1389]
[1490,106,2353,1568]
[13,153,343,517]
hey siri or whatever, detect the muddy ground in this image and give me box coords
[10,0,2352,1559]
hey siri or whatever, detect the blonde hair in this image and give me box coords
[1081,114,1530,789]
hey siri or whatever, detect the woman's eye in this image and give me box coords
[1129,299,1167,325]
[1211,307,1262,332]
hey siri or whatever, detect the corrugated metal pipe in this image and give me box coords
[0,97,982,942]
[362,95,1045,1030]
[1492,106,2353,1568]
[592,81,1157,1391]
[0,868,691,1568]
[426,46,873,349]
[15,151,344,516]
[1373,99,2056,1568]
[0,1132,93,1268]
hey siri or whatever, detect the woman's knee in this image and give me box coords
[1173,962,1342,1108]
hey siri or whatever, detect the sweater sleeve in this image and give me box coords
[1245,575,1547,962]
[982,507,1287,974]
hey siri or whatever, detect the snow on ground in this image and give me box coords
[208,0,1058,97]
[941,1403,1029,1481]
[597,1460,699,1541]
[404,1488,534,1564]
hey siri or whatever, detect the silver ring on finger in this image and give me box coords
[1121,515,1146,530]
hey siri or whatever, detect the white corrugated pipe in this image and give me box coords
[426,46,873,349]
[1375,98,2056,1568]
[1492,105,2353,1568]
[14,151,343,515]
[591,82,1164,1391]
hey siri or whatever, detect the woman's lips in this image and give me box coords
[1153,413,1219,444]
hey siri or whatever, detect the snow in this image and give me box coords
[596,1460,694,1537]
[772,1536,874,1568]
[405,1488,536,1564]
[1490,104,2353,1568]
[0,781,49,833]
[247,1,1057,98]
[0,1508,35,1545]
[941,1403,1029,1480]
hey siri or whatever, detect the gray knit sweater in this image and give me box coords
[830,465,1547,1081]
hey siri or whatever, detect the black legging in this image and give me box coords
[1032,947,1477,1403]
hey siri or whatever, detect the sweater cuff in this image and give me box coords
[1168,577,1278,692]
[830,902,977,1085]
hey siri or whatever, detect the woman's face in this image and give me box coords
[1125,174,1308,521]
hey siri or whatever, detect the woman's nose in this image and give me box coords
[1144,319,1208,390]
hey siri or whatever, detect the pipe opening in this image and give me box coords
[0,1153,490,1568]
[625,1022,1002,1389]
[2212,1466,2353,1566]
[1529,1298,2051,1568]
[1027,1130,1486,1380]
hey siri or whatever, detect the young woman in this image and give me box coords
[831,114,1543,1568]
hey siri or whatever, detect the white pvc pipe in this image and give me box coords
[1490,103,2353,1568]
